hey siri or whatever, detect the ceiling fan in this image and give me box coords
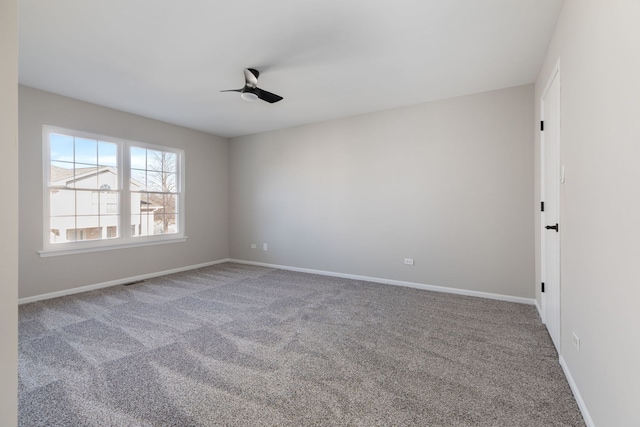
[221,68,283,103]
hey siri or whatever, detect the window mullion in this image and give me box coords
[121,142,131,239]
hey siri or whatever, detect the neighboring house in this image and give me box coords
[49,165,161,242]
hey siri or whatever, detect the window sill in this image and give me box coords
[39,236,188,257]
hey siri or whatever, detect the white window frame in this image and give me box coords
[41,125,186,257]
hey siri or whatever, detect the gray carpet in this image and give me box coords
[19,262,585,426]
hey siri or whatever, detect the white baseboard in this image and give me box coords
[560,356,595,427]
[20,257,536,307]
[18,258,231,305]
[228,259,535,305]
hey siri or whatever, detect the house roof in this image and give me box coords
[50,165,145,190]
[50,165,95,183]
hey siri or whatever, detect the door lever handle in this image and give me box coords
[545,223,559,232]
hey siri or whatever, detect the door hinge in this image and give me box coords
[541,282,545,293]
[541,201,544,212]
[540,121,544,131]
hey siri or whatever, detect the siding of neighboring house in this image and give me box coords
[48,166,154,243]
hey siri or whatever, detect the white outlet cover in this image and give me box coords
[250,244,256,249]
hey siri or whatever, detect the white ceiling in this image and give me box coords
[19,0,564,138]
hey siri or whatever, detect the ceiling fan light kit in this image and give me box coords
[221,68,284,104]
[240,91,259,101]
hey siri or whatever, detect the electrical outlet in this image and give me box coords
[572,332,580,352]
[250,244,257,249]
[404,258,414,266]
[263,243,268,251]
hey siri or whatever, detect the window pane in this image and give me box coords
[147,193,162,208]
[143,213,152,236]
[131,220,139,237]
[100,216,119,239]
[98,191,119,214]
[50,161,74,187]
[51,215,76,243]
[155,214,177,235]
[164,194,177,213]
[75,138,97,164]
[147,171,163,192]
[75,216,100,241]
[163,152,177,173]
[132,212,152,237]
[98,141,117,167]
[131,192,145,215]
[163,173,177,193]
[65,229,78,242]
[51,216,76,242]
[131,169,146,191]
[132,193,154,237]
[49,217,72,243]
[147,150,163,171]
[153,214,165,235]
[78,191,99,215]
[50,134,74,162]
[105,224,118,239]
[74,164,98,189]
[50,189,75,217]
[98,167,118,190]
[130,147,146,169]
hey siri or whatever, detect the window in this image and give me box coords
[130,147,179,237]
[43,126,185,255]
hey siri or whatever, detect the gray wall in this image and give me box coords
[19,86,229,299]
[0,0,18,424]
[230,85,535,298]
[535,1,640,425]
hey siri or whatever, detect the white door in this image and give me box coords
[541,67,561,352]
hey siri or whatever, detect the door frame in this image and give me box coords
[540,59,561,348]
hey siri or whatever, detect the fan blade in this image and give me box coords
[220,88,243,92]
[255,87,283,103]
[244,69,259,88]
